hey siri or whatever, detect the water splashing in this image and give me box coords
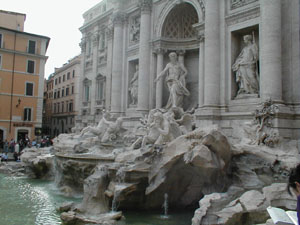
[116,166,126,183]
[111,190,121,212]
[161,193,169,219]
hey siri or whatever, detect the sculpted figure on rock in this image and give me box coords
[155,52,190,109]
[232,34,259,96]
[101,117,124,143]
[79,111,111,138]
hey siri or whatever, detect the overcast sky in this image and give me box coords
[2,0,102,78]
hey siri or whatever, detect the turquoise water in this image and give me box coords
[124,211,194,225]
[0,173,193,225]
[0,173,80,225]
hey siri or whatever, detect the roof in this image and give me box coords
[0,9,26,20]
[0,26,50,49]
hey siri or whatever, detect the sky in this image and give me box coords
[1,0,103,78]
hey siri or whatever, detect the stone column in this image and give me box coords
[177,50,186,65]
[111,13,125,113]
[78,37,86,120]
[137,0,152,112]
[105,25,113,111]
[198,35,205,107]
[260,0,282,101]
[204,0,220,107]
[90,30,99,115]
[155,48,164,108]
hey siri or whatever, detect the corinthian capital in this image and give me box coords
[112,12,127,25]
[139,0,152,12]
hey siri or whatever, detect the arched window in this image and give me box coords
[162,3,198,39]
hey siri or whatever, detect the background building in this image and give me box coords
[77,0,300,139]
[0,10,50,141]
[42,74,54,136]
[51,55,81,136]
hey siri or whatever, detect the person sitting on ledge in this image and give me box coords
[287,163,300,224]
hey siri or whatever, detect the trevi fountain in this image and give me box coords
[1,0,300,224]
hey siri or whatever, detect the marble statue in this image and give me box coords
[232,34,259,96]
[79,111,110,138]
[129,64,139,105]
[155,52,190,109]
[101,117,124,143]
[71,123,83,134]
[243,99,279,147]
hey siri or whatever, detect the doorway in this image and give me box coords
[0,129,3,149]
[17,130,29,142]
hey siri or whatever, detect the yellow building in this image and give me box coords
[0,10,50,142]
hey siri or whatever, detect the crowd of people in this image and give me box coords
[0,135,53,162]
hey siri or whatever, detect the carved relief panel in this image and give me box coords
[129,15,140,45]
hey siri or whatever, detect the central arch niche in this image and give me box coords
[162,3,199,39]
[159,2,200,110]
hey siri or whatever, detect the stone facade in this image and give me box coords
[77,0,300,139]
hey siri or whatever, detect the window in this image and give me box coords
[61,102,64,113]
[28,40,36,54]
[66,87,69,96]
[69,101,73,112]
[24,108,32,121]
[27,60,35,73]
[55,79,57,85]
[71,86,74,94]
[57,103,60,113]
[0,34,2,48]
[72,70,75,78]
[53,103,56,113]
[63,74,65,82]
[0,54,2,69]
[83,80,90,102]
[59,77,61,83]
[25,82,34,96]
[54,91,57,99]
[67,72,70,80]
[57,90,60,98]
[62,88,65,97]
[96,75,105,102]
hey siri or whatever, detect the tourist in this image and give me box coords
[287,163,300,224]
[3,140,8,153]
[1,153,8,163]
[13,151,18,161]
[9,139,15,153]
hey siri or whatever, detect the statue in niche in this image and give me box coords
[154,52,190,109]
[130,17,140,42]
[232,34,259,97]
[129,64,139,105]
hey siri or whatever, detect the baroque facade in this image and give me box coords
[77,0,300,139]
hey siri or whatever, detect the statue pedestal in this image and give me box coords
[235,93,259,100]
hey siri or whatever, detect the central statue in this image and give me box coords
[155,52,190,109]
